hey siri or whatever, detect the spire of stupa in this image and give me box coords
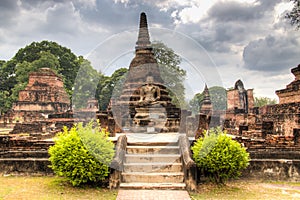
[136,12,152,51]
[203,84,211,103]
[200,84,213,115]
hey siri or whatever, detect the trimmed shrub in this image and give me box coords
[191,127,250,184]
[49,121,115,186]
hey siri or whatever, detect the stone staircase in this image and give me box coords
[119,134,186,190]
[0,136,54,174]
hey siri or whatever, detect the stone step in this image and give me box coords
[119,182,186,190]
[121,172,184,183]
[0,158,52,174]
[0,150,49,158]
[127,142,178,146]
[126,145,180,154]
[125,154,181,163]
[124,162,182,173]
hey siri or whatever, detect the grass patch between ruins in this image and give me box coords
[1,175,300,200]
[0,175,117,200]
[189,178,300,200]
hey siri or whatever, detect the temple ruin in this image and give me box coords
[102,12,181,134]
[13,68,70,117]
[0,12,300,186]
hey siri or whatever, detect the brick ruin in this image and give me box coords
[227,79,254,114]
[97,12,181,134]
[221,66,300,181]
[0,68,74,135]
[0,13,299,181]
[224,65,300,146]
[14,67,70,113]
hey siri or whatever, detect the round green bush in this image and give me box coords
[191,127,250,184]
[49,121,115,186]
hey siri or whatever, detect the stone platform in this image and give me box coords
[115,132,181,144]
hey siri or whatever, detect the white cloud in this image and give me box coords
[75,0,97,9]
[273,1,294,24]
[114,0,129,5]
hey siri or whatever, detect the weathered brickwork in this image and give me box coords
[276,64,300,104]
[13,68,70,114]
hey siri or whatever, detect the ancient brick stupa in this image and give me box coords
[200,84,212,115]
[13,68,70,117]
[111,12,180,133]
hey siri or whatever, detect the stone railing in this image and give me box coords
[178,135,197,191]
[109,134,127,189]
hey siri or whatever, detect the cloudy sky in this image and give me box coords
[1,0,299,100]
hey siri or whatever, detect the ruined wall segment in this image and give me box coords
[276,64,300,104]
[227,80,254,114]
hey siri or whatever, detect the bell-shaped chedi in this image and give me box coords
[127,12,163,84]
[112,12,180,133]
[13,68,70,113]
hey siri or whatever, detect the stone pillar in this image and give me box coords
[108,117,116,137]
[293,129,300,145]
[197,114,208,130]
[179,110,191,133]
[186,116,197,137]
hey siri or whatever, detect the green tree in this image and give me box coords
[49,121,114,186]
[152,41,186,107]
[0,40,81,113]
[189,86,227,113]
[95,41,186,111]
[254,96,277,107]
[10,52,61,102]
[191,127,250,184]
[0,91,10,115]
[6,40,79,95]
[96,68,128,111]
[286,0,300,29]
[0,60,12,114]
[73,57,103,109]
[189,92,204,114]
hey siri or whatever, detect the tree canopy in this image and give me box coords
[96,68,128,111]
[95,41,186,111]
[254,96,277,107]
[189,86,227,113]
[72,57,103,109]
[0,40,81,113]
[152,41,186,107]
[0,40,186,113]
[286,0,300,29]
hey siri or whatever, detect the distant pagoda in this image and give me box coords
[200,84,213,115]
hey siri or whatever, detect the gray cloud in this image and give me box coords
[208,1,263,22]
[0,0,298,99]
[208,0,282,23]
[243,35,300,72]
[0,0,20,27]
[42,2,81,35]
[77,0,174,31]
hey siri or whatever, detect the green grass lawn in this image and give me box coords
[0,175,117,200]
[189,179,300,200]
[1,175,300,200]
